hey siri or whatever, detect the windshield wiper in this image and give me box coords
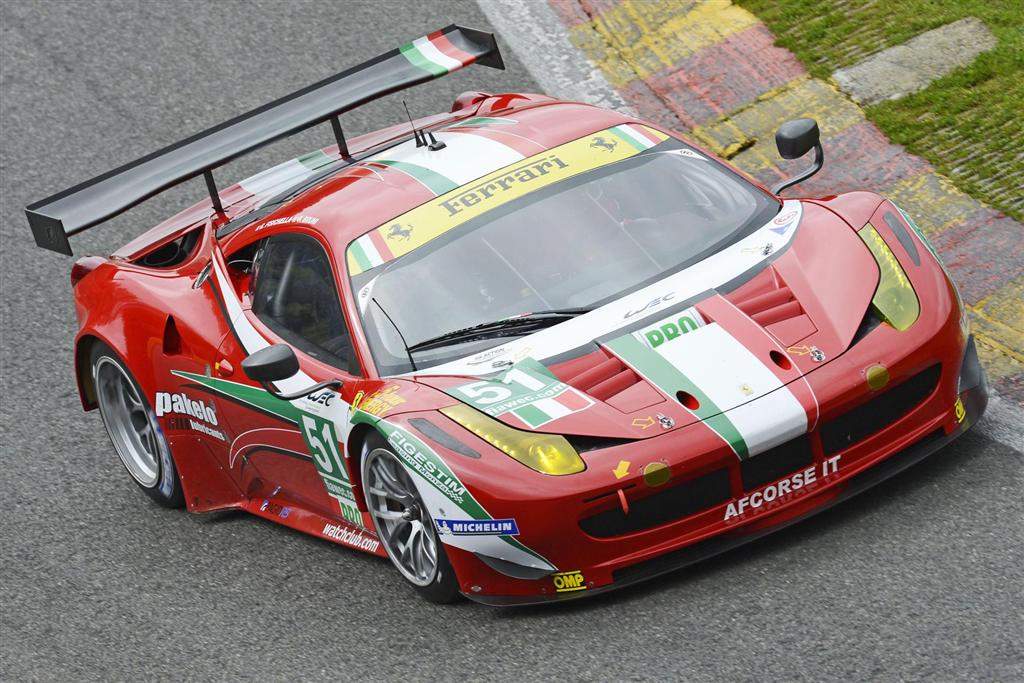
[407,307,592,354]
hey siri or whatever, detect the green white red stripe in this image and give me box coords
[609,123,666,151]
[607,322,807,460]
[400,31,476,76]
[511,387,593,429]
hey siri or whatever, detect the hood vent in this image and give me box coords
[556,349,662,413]
[724,266,816,346]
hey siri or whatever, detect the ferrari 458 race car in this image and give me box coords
[27,26,987,605]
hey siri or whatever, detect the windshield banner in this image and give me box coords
[346,123,668,275]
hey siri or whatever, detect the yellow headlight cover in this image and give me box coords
[859,224,920,331]
[440,404,586,475]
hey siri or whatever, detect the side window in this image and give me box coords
[251,234,360,375]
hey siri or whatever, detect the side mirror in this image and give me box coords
[241,344,342,401]
[771,118,824,195]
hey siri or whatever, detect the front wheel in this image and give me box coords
[91,342,184,508]
[361,440,460,603]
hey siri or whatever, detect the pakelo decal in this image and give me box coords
[155,391,227,442]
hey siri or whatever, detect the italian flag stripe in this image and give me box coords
[400,33,470,76]
[606,334,749,459]
[628,123,668,146]
[447,127,546,157]
[512,388,592,429]
[609,124,659,152]
[371,159,458,195]
[450,117,517,128]
[427,30,477,66]
[367,229,394,261]
[348,235,384,272]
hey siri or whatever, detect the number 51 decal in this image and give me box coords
[300,413,362,526]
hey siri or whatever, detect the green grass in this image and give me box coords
[737,0,1024,222]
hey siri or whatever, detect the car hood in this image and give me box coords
[414,200,879,453]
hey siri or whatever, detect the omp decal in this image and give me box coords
[608,323,808,460]
[419,201,804,376]
[724,455,841,521]
[322,522,382,553]
[399,31,477,77]
[446,357,594,429]
[635,306,705,348]
[347,124,669,275]
[435,518,519,536]
[351,409,554,571]
[552,570,587,593]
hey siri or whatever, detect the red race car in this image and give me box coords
[27,25,987,605]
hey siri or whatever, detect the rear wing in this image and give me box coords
[26,25,503,255]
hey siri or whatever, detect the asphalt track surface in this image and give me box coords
[1,1,1021,680]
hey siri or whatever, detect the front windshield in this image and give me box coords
[351,134,777,375]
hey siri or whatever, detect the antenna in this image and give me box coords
[402,100,446,151]
[402,100,425,147]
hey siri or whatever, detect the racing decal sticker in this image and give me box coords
[298,410,361,526]
[552,570,587,593]
[399,31,478,77]
[435,518,519,536]
[350,409,555,571]
[322,522,382,553]
[607,322,807,460]
[445,357,594,429]
[170,371,364,525]
[634,306,705,349]
[350,384,407,417]
[347,124,670,275]
[154,391,227,442]
[724,455,841,521]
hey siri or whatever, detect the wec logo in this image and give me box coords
[155,391,218,425]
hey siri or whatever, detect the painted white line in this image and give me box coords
[476,0,635,114]
[833,17,997,104]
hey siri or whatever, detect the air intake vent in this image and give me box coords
[725,266,815,345]
[556,349,660,412]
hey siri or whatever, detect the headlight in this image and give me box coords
[858,224,920,331]
[440,404,586,475]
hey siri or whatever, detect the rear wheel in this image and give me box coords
[362,440,460,603]
[91,342,184,508]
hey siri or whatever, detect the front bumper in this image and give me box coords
[455,333,988,606]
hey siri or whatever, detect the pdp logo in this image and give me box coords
[552,570,587,593]
[635,306,705,349]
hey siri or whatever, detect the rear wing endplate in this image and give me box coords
[26,25,503,254]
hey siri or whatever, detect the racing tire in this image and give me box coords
[90,341,184,508]
[361,435,460,603]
